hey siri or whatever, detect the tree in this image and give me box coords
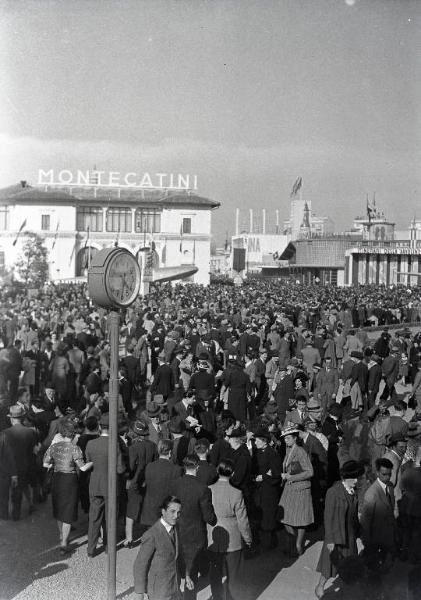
[15,232,49,287]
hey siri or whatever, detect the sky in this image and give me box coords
[0,0,420,243]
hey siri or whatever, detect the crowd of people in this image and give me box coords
[1,279,421,599]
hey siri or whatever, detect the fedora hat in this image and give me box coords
[350,351,363,360]
[280,425,300,437]
[131,420,149,436]
[7,404,26,419]
[146,401,162,417]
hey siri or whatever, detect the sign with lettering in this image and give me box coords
[38,169,198,190]
[354,246,421,255]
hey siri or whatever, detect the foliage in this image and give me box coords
[15,232,49,287]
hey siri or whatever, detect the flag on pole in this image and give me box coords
[193,239,196,264]
[366,194,374,223]
[179,222,183,252]
[51,220,60,249]
[12,219,27,246]
[69,240,76,266]
[290,177,302,198]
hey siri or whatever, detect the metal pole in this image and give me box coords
[107,310,120,600]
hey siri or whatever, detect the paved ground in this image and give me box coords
[0,496,417,600]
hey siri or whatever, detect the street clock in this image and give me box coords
[88,247,141,308]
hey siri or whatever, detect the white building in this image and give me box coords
[0,180,220,286]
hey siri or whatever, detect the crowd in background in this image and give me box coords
[1,279,421,599]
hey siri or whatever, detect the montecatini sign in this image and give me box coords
[38,169,198,190]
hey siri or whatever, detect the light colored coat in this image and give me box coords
[208,479,252,553]
[360,479,397,551]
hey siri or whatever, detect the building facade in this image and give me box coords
[0,181,220,286]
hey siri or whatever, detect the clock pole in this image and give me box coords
[107,309,120,600]
[88,247,141,600]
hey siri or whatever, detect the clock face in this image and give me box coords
[105,251,140,306]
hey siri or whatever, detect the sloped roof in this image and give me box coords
[0,183,220,209]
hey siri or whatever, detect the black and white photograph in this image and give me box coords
[0,1,421,599]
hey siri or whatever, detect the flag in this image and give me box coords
[162,238,167,264]
[12,219,27,246]
[193,239,196,264]
[290,177,302,198]
[366,194,374,223]
[51,220,60,249]
[179,222,183,252]
[69,240,76,266]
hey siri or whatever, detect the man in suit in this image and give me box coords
[141,439,182,528]
[285,397,309,427]
[380,347,400,401]
[383,433,407,511]
[360,457,397,570]
[0,426,18,519]
[272,366,294,424]
[3,404,38,520]
[208,460,252,600]
[85,413,126,557]
[367,354,383,409]
[316,356,339,416]
[349,351,368,410]
[5,340,23,405]
[170,454,217,599]
[150,352,175,402]
[194,438,218,486]
[134,495,183,600]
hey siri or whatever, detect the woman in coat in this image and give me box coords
[220,357,251,423]
[315,460,363,598]
[278,425,314,556]
[208,459,252,600]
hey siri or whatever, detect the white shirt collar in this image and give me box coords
[377,478,388,493]
[342,481,355,495]
[160,518,173,533]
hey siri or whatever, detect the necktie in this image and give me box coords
[169,527,175,545]
[385,487,393,507]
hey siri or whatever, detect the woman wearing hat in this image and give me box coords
[278,425,314,556]
[315,460,363,598]
[43,419,92,554]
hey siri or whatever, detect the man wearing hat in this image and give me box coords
[228,428,253,506]
[253,427,283,549]
[85,413,126,557]
[349,351,368,411]
[272,365,294,424]
[367,354,383,409]
[380,347,399,402]
[150,352,174,404]
[189,359,215,403]
[123,420,158,548]
[315,356,339,416]
[2,404,38,520]
[315,460,364,598]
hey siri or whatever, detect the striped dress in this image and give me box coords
[278,444,314,527]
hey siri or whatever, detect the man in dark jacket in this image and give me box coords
[141,438,182,527]
[272,366,294,424]
[86,413,126,556]
[150,353,174,402]
[380,347,400,401]
[3,404,38,520]
[6,341,23,404]
[170,454,217,598]
[367,354,383,409]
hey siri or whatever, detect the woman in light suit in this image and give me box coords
[208,459,252,600]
